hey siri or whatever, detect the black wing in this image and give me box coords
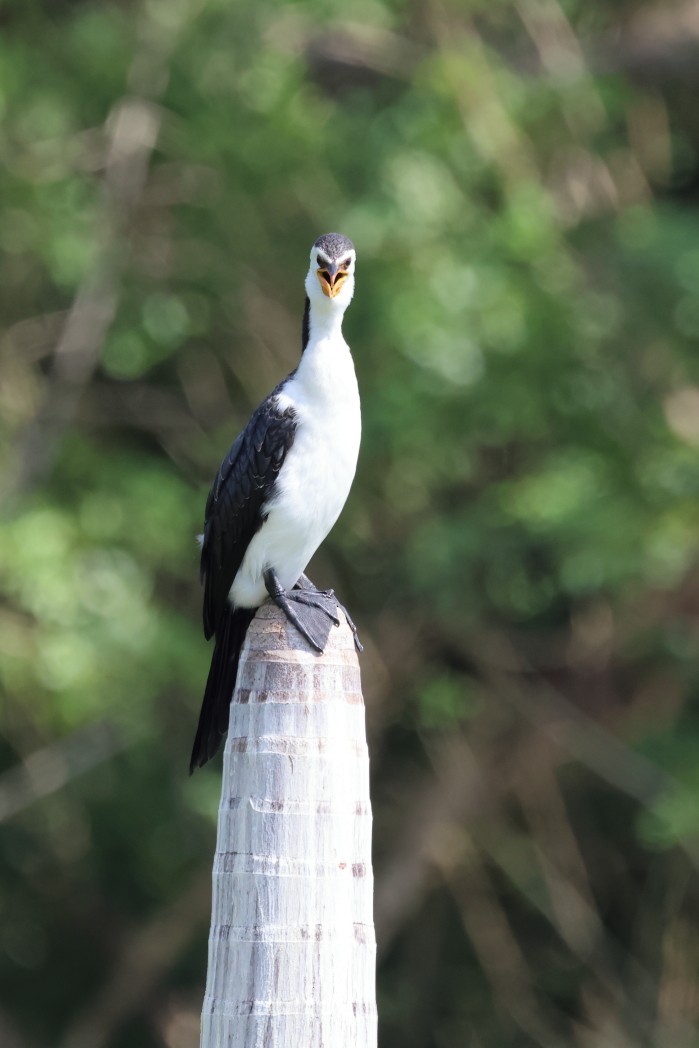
[200,387,297,639]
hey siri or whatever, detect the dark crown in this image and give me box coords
[313,232,355,259]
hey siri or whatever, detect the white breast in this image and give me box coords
[230,335,361,608]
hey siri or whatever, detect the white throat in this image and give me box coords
[306,297,346,344]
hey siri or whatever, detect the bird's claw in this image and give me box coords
[331,600,363,651]
[283,572,364,653]
[291,588,341,627]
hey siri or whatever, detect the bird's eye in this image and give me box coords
[316,255,323,266]
[341,257,351,269]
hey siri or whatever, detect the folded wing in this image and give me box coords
[200,389,298,638]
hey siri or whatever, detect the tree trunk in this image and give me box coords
[200,601,377,1048]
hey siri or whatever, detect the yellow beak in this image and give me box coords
[317,265,348,298]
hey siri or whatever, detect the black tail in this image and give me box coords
[190,606,255,773]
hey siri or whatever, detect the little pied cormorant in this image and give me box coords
[190,232,362,771]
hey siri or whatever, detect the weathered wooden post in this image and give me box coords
[200,601,377,1047]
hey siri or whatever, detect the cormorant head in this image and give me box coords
[305,232,356,311]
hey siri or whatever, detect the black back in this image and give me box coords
[200,384,298,639]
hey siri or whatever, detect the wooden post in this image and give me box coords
[200,601,377,1048]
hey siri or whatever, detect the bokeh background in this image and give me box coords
[2,0,699,1045]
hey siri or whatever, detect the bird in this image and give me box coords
[190,232,362,771]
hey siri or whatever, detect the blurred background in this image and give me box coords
[2,0,699,1045]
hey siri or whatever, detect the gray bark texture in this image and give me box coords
[200,601,377,1048]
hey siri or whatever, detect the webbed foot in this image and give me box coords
[264,569,339,652]
[294,573,364,653]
